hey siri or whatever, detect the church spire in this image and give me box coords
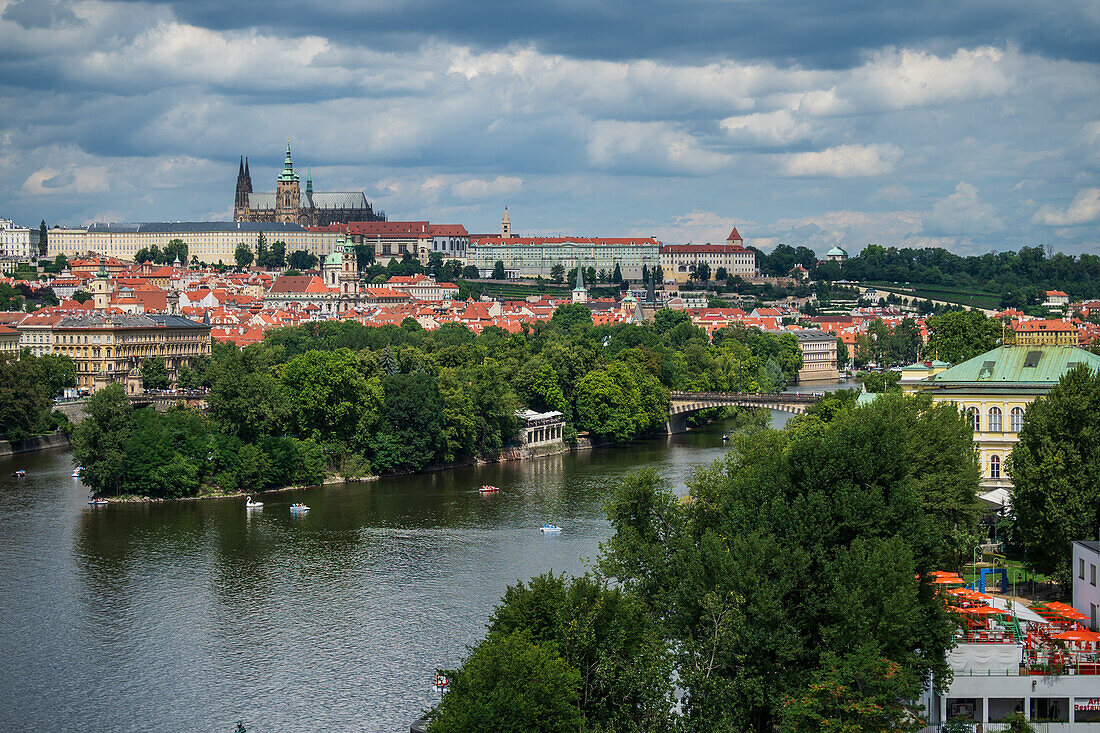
[278,139,299,182]
[306,162,313,195]
[238,156,244,177]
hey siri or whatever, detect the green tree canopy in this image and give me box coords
[1010,365,1100,584]
[925,310,1001,363]
[140,357,170,391]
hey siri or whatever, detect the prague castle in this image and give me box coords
[233,141,385,226]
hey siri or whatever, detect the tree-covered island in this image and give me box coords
[73,305,803,499]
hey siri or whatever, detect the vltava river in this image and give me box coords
[0,412,797,732]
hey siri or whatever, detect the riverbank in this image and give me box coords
[0,432,70,458]
[92,436,599,503]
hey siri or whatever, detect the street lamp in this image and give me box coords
[972,545,983,589]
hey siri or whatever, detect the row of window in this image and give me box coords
[967,406,1025,432]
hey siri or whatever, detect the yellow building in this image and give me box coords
[902,345,1100,501]
[53,313,212,393]
[1013,319,1078,346]
[47,221,343,265]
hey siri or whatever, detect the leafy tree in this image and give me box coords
[71,290,92,304]
[0,283,23,311]
[549,303,592,330]
[925,311,1001,363]
[163,239,188,264]
[549,263,565,284]
[1010,365,1100,584]
[427,251,445,278]
[652,308,691,335]
[279,348,382,441]
[574,361,669,441]
[141,357,170,390]
[599,394,976,732]
[370,371,447,472]
[860,370,901,393]
[491,260,506,280]
[462,265,480,279]
[428,631,583,733]
[694,261,711,282]
[255,232,268,267]
[716,266,728,281]
[72,384,133,496]
[43,253,68,273]
[288,249,318,270]
[234,243,253,268]
[837,337,849,367]
[38,220,48,257]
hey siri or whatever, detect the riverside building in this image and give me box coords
[659,228,758,283]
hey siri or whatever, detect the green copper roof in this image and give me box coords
[926,345,1100,385]
[278,140,299,183]
[324,250,342,266]
[826,246,847,256]
[901,362,933,371]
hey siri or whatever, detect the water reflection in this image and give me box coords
[2,414,766,731]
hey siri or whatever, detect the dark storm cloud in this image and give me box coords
[2,0,80,29]
[114,0,1100,67]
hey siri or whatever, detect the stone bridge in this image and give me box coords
[667,391,820,433]
[53,393,208,423]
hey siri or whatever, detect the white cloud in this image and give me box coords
[719,110,812,147]
[1032,188,1100,226]
[847,47,1014,111]
[451,175,523,200]
[780,144,902,177]
[925,182,1004,235]
[627,210,743,244]
[22,165,109,195]
[586,121,732,175]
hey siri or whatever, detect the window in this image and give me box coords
[1010,406,1025,432]
[1093,564,1097,586]
[989,455,1001,479]
[967,407,980,431]
[988,406,1002,431]
[1084,558,1088,579]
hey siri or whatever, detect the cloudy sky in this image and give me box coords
[1,0,1099,256]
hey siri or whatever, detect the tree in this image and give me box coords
[550,263,565,284]
[716,266,728,281]
[38,220,47,257]
[43,253,68,274]
[72,290,92,304]
[694,261,711,282]
[427,251,445,278]
[140,357,170,391]
[279,348,381,441]
[72,384,133,496]
[574,361,669,442]
[462,265,481,279]
[255,232,269,267]
[836,337,849,368]
[491,260,506,280]
[925,310,1001,363]
[288,249,318,270]
[234,243,254,268]
[550,303,593,330]
[163,239,188,264]
[0,283,23,311]
[428,631,583,733]
[599,394,975,732]
[1010,365,1100,584]
[653,308,691,335]
[370,371,446,472]
[134,248,154,264]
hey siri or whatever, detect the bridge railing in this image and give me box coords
[669,391,820,403]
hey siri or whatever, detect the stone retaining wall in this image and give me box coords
[0,432,71,457]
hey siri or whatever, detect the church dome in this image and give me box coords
[324,250,342,266]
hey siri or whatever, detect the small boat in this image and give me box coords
[11,470,26,477]
[88,498,108,506]
[245,496,263,508]
[290,503,310,512]
[540,524,562,533]
[71,466,84,478]
[721,434,729,441]
[479,485,499,493]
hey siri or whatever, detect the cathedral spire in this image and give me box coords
[306,162,313,195]
[238,156,244,177]
[279,139,299,182]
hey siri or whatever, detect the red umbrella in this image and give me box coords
[1051,630,1100,642]
[953,605,1004,615]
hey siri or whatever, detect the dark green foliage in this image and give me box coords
[1010,365,1100,584]
[234,243,253,268]
[370,371,447,472]
[140,357,170,390]
[287,249,318,270]
[859,369,901,393]
[0,353,75,442]
[599,394,977,732]
[549,302,592,329]
[491,260,506,280]
[925,311,1001,363]
[429,573,673,731]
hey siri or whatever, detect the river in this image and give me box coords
[0,394,846,732]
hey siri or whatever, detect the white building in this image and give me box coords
[659,228,758,283]
[1074,540,1100,631]
[0,219,38,261]
[430,224,469,262]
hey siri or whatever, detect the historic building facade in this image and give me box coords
[233,142,385,226]
[901,344,1100,498]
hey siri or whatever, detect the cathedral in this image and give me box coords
[233,142,385,226]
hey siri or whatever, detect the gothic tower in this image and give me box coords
[234,156,253,221]
[501,207,511,238]
[276,140,300,223]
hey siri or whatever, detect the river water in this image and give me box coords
[0,400,831,732]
